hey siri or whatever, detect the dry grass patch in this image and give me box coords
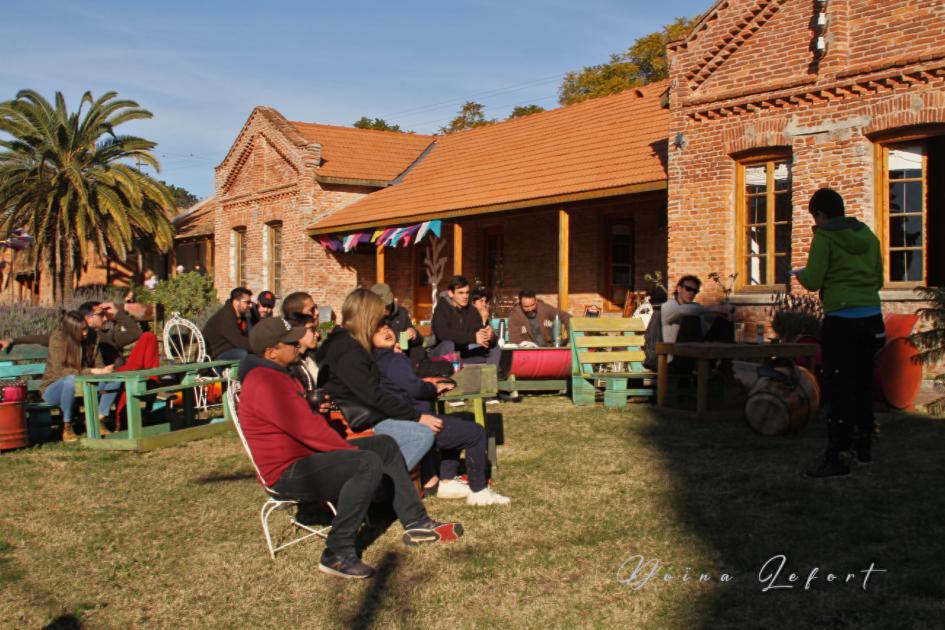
[1,396,944,628]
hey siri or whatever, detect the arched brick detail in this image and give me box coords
[722,119,790,154]
[865,91,945,136]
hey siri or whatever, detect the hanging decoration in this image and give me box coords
[319,219,443,253]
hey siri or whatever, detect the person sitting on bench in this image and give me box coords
[508,289,571,347]
[202,287,253,361]
[238,316,463,579]
[430,276,500,366]
[662,275,734,373]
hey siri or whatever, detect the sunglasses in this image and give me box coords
[280,341,301,349]
[681,285,700,295]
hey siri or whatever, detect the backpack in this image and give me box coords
[642,305,662,371]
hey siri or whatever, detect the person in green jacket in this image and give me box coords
[792,188,886,479]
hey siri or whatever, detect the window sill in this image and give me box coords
[729,292,778,305]
[880,288,928,302]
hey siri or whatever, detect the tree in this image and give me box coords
[0,90,175,303]
[157,180,199,209]
[559,16,699,105]
[352,116,404,132]
[507,104,545,120]
[439,101,496,134]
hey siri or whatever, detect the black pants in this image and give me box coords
[670,315,735,374]
[272,435,427,557]
[821,314,886,461]
[436,413,489,492]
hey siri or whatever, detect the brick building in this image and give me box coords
[215,85,669,319]
[666,0,945,324]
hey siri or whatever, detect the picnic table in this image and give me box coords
[655,341,819,419]
[438,363,500,470]
[76,360,237,451]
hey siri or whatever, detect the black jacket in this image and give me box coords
[431,296,486,346]
[381,305,423,349]
[373,348,437,414]
[202,304,251,359]
[314,327,421,422]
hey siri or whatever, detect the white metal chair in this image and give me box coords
[223,373,336,559]
[162,312,216,410]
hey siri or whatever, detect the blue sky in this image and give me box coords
[2,0,711,199]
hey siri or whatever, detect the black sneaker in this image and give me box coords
[402,518,464,546]
[854,437,872,465]
[804,459,851,479]
[318,549,375,579]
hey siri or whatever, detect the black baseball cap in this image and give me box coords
[250,317,305,354]
[257,291,277,308]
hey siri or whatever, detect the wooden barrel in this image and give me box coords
[508,348,572,379]
[0,380,29,451]
[745,366,820,436]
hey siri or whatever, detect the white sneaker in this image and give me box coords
[485,398,500,405]
[446,400,466,407]
[436,478,471,499]
[466,487,511,506]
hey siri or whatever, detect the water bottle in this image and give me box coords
[497,319,507,344]
[552,314,562,348]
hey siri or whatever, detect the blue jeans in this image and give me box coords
[373,419,434,470]
[97,382,123,418]
[43,375,77,422]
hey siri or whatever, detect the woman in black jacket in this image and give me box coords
[315,289,441,470]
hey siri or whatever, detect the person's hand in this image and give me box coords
[0,338,11,352]
[435,381,455,394]
[91,365,115,375]
[99,302,119,319]
[406,328,417,341]
[418,414,443,433]
[475,329,491,347]
[317,394,332,415]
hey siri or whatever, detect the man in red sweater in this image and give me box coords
[238,317,463,579]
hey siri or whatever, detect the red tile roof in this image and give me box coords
[289,122,434,184]
[309,82,669,233]
[172,196,217,239]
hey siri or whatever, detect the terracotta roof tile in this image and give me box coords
[310,82,669,232]
[289,122,434,183]
[173,196,217,239]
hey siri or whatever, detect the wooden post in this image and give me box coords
[558,209,570,311]
[453,222,463,276]
[376,245,385,283]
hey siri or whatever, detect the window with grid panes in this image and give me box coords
[267,222,282,295]
[233,227,246,287]
[739,159,792,287]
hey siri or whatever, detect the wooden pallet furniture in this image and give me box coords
[437,363,501,471]
[76,360,238,451]
[568,317,654,407]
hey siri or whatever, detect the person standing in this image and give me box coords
[793,188,885,479]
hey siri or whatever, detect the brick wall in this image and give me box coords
[667,0,945,327]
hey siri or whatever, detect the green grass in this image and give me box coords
[1,397,943,628]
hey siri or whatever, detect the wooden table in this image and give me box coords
[438,363,500,469]
[655,342,819,418]
[76,360,237,451]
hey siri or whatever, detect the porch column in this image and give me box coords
[558,209,570,311]
[376,245,385,283]
[453,222,463,276]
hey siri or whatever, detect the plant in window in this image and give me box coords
[910,286,945,414]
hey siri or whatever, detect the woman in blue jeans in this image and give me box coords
[315,289,436,469]
[39,311,116,442]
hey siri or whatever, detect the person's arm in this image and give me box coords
[334,349,421,420]
[661,300,708,324]
[796,233,829,291]
[98,308,142,348]
[432,307,476,346]
[387,354,438,402]
[507,310,527,344]
[558,309,572,341]
[218,313,253,351]
[254,373,355,452]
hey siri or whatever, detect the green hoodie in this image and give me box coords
[796,217,883,313]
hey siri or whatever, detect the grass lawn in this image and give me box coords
[1,396,944,629]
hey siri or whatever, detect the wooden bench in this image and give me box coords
[568,317,655,407]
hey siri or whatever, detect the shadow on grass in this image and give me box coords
[633,406,945,627]
[192,472,256,484]
[346,552,401,630]
[42,615,81,630]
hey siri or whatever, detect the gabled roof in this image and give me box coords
[309,81,669,234]
[172,196,216,239]
[290,122,434,186]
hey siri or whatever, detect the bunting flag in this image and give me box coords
[319,219,446,252]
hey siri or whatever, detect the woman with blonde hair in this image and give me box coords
[40,311,115,442]
[315,288,439,469]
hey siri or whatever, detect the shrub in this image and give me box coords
[768,291,823,341]
[0,303,61,339]
[136,272,219,322]
[911,286,945,414]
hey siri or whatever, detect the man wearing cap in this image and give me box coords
[248,290,277,328]
[202,287,253,361]
[371,283,422,350]
[237,317,464,579]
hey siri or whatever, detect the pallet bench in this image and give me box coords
[568,317,655,407]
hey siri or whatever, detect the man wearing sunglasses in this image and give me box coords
[661,275,733,372]
[202,287,254,360]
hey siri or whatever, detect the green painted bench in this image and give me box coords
[76,360,238,451]
[568,316,655,408]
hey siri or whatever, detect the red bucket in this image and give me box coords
[0,380,28,451]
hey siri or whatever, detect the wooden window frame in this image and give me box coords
[233,227,247,287]
[735,152,793,291]
[267,222,283,295]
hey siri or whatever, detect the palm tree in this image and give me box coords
[0,89,175,302]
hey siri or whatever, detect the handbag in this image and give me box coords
[332,396,386,432]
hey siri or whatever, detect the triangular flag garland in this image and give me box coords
[320,220,444,253]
